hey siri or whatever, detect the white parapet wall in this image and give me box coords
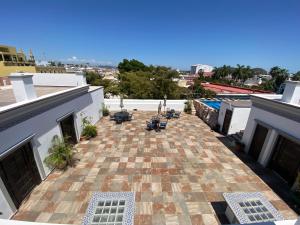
[31,72,87,87]
[104,99,186,111]
[0,219,68,225]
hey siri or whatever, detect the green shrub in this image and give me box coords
[44,136,74,170]
[102,103,109,116]
[81,116,97,139]
[82,124,97,138]
[184,100,192,114]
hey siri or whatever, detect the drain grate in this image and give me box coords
[82,192,135,225]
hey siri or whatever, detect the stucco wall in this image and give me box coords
[32,73,87,87]
[104,99,186,111]
[0,88,103,218]
[242,106,300,151]
[218,102,251,135]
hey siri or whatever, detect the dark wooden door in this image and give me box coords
[60,115,77,144]
[222,109,232,135]
[248,124,268,161]
[0,143,41,208]
[270,136,300,186]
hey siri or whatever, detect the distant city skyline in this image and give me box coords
[1,0,299,72]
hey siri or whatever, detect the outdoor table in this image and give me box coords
[114,111,129,122]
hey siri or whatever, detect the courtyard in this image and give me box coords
[13,112,298,225]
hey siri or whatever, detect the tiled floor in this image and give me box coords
[13,112,298,225]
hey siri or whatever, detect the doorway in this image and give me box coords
[0,142,41,208]
[270,136,300,186]
[60,114,77,144]
[222,109,232,135]
[248,124,268,161]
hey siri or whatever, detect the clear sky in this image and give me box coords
[1,0,300,71]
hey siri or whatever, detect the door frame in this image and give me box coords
[0,137,42,209]
[248,123,269,161]
[221,109,233,135]
[57,111,79,143]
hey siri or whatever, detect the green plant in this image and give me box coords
[102,103,109,116]
[82,124,97,138]
[44,136,74,170]
[184,100,192,114]
[81,115,97,139]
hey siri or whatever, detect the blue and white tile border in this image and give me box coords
[82,192,135,225]
[223,192,284,224]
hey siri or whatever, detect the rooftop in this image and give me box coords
[0,86,71,107]
[201,83,271,94]
[13,112,298,225]
[223,100,252,108]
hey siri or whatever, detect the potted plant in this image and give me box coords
[44,136,74,170]
[81,116,98,140]
[184,100,192,114]
[102,103,109,117]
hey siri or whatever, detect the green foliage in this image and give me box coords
[81,116,97,139]
[82,124,97,138]
[192,79,217,98]
[184,100,192,114]
[117,59,185,99]
[269,66,289,90]
[85,71,120,97]
[212,65,233,80]
[252,67,267,75]
[292,71,300,81]
[102,103,109,116]
[44,136,74,170]
[232,64,254,82]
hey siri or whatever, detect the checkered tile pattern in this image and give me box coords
[13,112,298,225]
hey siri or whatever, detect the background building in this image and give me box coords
[190,64,214,75]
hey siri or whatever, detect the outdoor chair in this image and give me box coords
[173,111,181,118]
[146,121,155,130]
[159,121,168,129]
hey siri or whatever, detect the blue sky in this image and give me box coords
[1,0,300,71]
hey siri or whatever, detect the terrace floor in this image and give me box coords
[13,112,298,225]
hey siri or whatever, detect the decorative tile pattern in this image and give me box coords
[13,112,298,225]
[82,192,135,225]
[223,192,284,224]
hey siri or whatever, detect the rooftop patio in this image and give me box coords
[13,112,298,225]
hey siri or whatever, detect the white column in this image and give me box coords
[9,73,37,102]
[258,129,278,167]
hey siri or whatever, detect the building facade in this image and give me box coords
[190,64,214,75]
[242,81,300,189]
[0,73,104,219]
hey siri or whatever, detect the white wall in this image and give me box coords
[0,88,103,218]
[32,73,86,87]
[218,102,251,135]
[104,99,186,111]
[242,106,300,153]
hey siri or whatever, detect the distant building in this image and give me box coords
[190,64,214,75]
[0,45,36,85]
[0,45,66,86]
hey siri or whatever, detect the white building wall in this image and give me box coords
[242,106,300,154]
[218,102,251,135]
[31,73,87,87]
[229,108,251,135]
[0,88,103,218]
[104,99,186,111]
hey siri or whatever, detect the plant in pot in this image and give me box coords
[81,116,97,140]
[184,100,192,114]
[44,136,74,170]
[102,103,109,117]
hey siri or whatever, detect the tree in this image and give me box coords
[232,64,254,82]
[292,71,300,81]
[212,65,232,80]
[117,59,148,73]
[269,66,289,89]
[252,67,268,75]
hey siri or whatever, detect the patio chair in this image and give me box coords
[173,111,181,118]
[115,117,123,124]
[146,121,155,130]
[159,121,168,129]
[165,112,173,119]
